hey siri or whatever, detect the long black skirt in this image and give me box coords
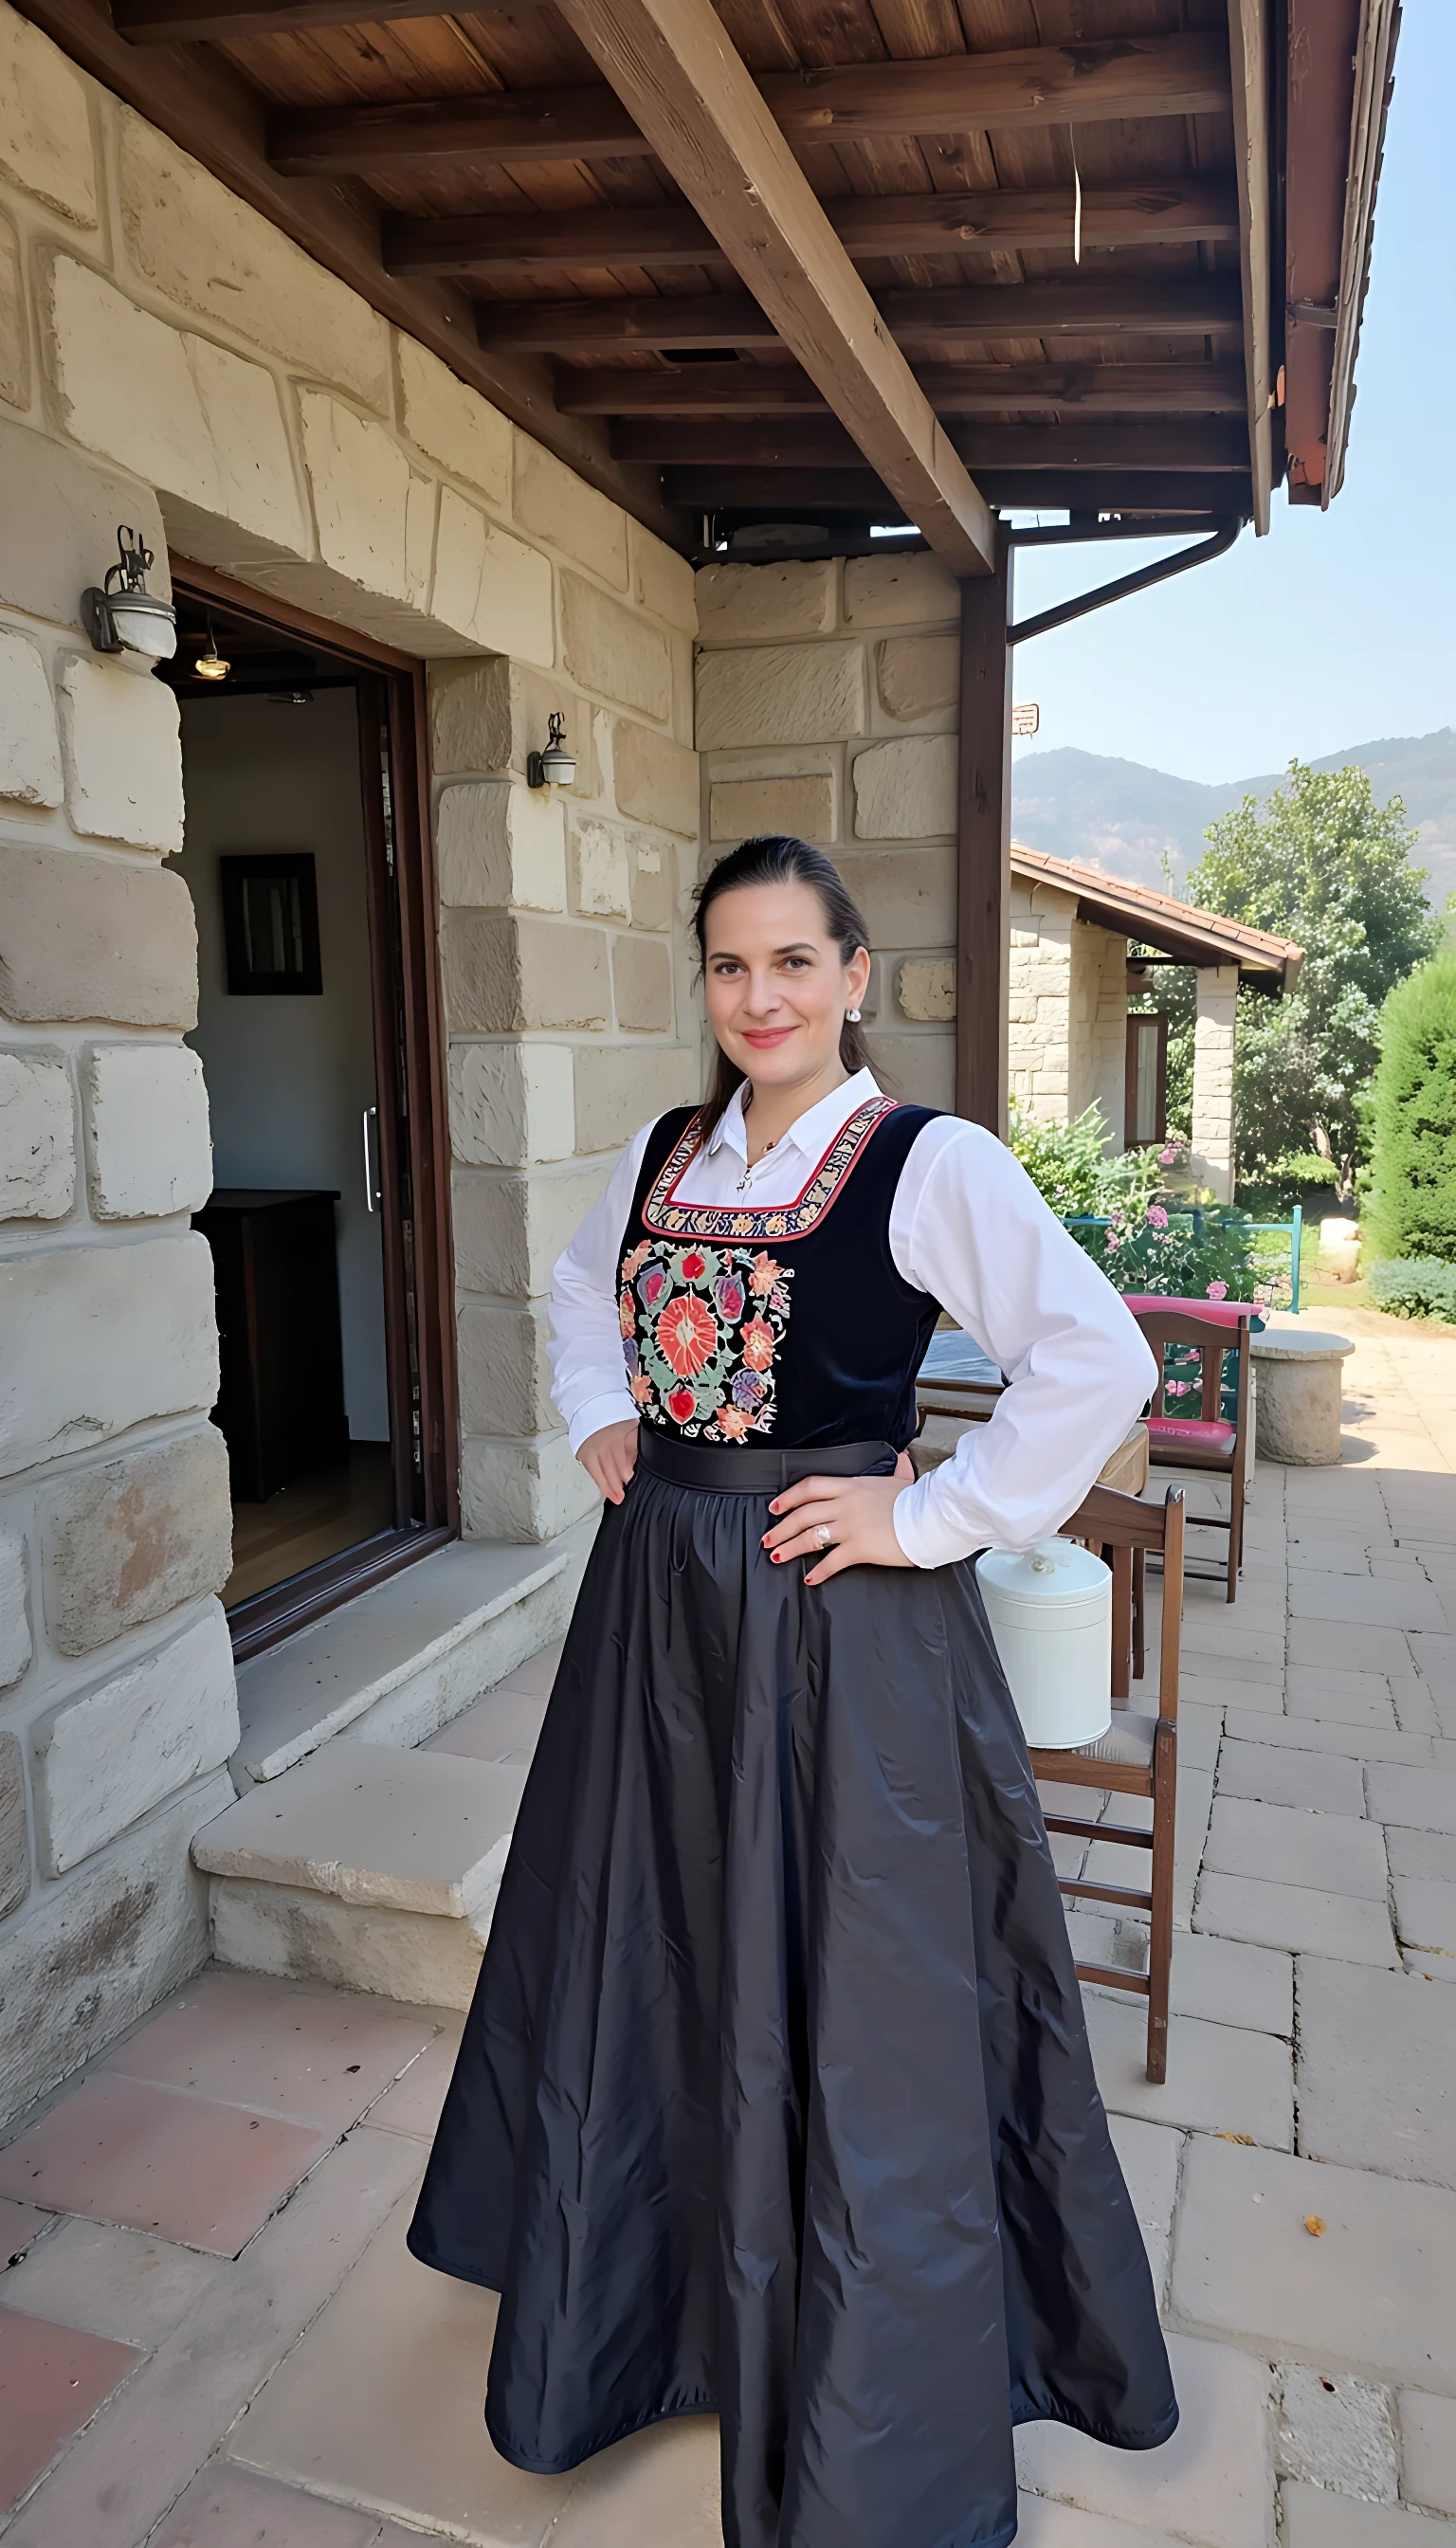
[408,1431,1176,2548]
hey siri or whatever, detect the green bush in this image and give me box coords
[1008,1101,1168,1220]
[1367,953,1456,1263]
[1368,1258,1456,1320]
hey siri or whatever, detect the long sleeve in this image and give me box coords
[547,1123,653,1453]
[888,1119,1159,1570]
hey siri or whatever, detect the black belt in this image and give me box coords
[636,1428,897,1496]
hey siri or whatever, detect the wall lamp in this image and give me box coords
[527,712,575,789]
[82,526,177,663]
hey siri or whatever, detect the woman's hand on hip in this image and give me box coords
[761,1473,916,1584]
[577,1419,639,1504]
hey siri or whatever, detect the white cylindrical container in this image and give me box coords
[975,1538,1113,1749]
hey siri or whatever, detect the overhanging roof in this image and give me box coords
[17,0,1401,561]
[1010,845,1302,991]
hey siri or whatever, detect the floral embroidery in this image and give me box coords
[620,1238,793,1440]
[642,1097,898,1241]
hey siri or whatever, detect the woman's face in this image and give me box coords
[701,881,871,1091]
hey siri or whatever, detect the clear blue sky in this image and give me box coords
[1009,5,1455,787]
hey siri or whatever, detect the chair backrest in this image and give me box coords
[1062,1483,1185,1720]
[1135,1307,1251,1425]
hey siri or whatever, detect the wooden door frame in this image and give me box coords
[172,558,459,1662]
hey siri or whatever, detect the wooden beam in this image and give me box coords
[1226,0,1275,534]
[479,276,1242,354]
[271,31,1229,173]
[10,0,678,539]
[663,466,1251,513]
[545,0,996,576]
[664,467,893,509]
[115,0,542,38]
[559,360,1251,416]
[612,418,1250,469]
[384,177,1239,278]
[956,540,1013,1134]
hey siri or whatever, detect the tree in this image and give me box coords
[1180,761,1437,1200]
[1366,952,1456,1263]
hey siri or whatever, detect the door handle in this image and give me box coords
[362,1105,378,1213]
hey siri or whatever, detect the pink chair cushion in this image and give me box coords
[1146,1415,1238,1450]
[1120,1293,1255,1330]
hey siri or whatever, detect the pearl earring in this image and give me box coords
[846,1008,862,1023]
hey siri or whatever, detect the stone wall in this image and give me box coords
[1009,879,1127,1143]
[1191,964,1239,1202]
[695,551,961,1107]
[0,0,703,2119]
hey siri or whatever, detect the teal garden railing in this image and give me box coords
[1060,1205,1302,1316]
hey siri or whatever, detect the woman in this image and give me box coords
[410,835,1176,2548]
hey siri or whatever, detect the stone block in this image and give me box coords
[1083,1991,1293,2147]
[40,1426,232,1655]
[452,1162,609,1300]
[210,1878,487,2011]
[1170,1930,1293,2038]
[428,654,512,774]
[1203,1796,1390,1902]
[0,843,196,1028]
[864,1030,955,1109]
[0,1231,218,1480]
[461,1427,599,1543]
[876,632,958,722]
[34,1605,238,1876]
[0,418,168,639]
[83,1043,212,1218]
[1392,1874,1456,1956]
[118,109,387,407]
[1194,1866,1398,1965]
[1277,2371,1398,2502]
[629,836,676,931]
[612,719,699,837]
[1295,1956,1456,2188]
[843,551,958,627]
[572,1040,699,1155]
[1282,2487,1444,2548]
[0,1529,30,1688]
[0,8,97,225]
[457,1301,555,1438]
[514,432,628,589]
[0,628,62,807]
[560,573,671,721]
[446,1039,574,1169]
[696,559,835,642]
[1216,1738,1366,1816]
[0,205,27,411]
[612,933,673,1032]
[0,1049,74,1220]
[184,336,308,555]
[1366,1762,1456,1833]
[630,521,697,632]
[697,641,865,750]
[852,733,957,839]
[0,1729,27,1919]
[0,1770,228,2131]
[46,261,214,523]
[435,780,566,913]
[898,956,955,1022]
[430,488,553,666]
[395,332,510,508]
[299,391,430,611]
[569,814,631,919]
[835,846,956,945]
[709,773,834,845]
[442,914,609,1034]
[1017,2334,1275,2548]
[195,1737,522,1920]
[57,655,184,854]
[1398,2392,1456,2516]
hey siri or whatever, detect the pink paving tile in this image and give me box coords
[150,2462,383,2545]
[0,2197,49,2266]
[367,2030,463,2140]
[492,1640,563,1701]
[426,1688,547,1763]
[0,2305,139,2512]
[0,2076,331,2257]
[102,1972,436,2133]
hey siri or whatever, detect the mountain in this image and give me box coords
[1010,729,1456,910]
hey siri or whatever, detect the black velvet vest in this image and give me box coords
[616,1098,944,1452]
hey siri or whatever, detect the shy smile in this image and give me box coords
[740,1025,799,1047]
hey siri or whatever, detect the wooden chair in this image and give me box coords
[1133,1305,1251,1602]
[1031,1482,1186,2084]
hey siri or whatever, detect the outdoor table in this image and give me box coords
[1249,1328,1355,1465]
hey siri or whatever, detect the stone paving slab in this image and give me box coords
[1276,2366,1398,2502]
[1214,1740,1366,1816]
[1193,1871,1398,1966]
[1168,1933,1293,2038]
[1016,2334,1276,2548]
[1203,1799,1390,1902]
[1169,2135,1456,2392]
[1398,2392,1456,2518]
[1107,2114,1182,2303]
[1222,1712,1434,1770]
[1287,1621,1415,1677]
[1281,2482,1455,2548]
[1295,1957,1456,2188]
[1365,1764,1456,1834]
[1287,1573,1448,1631]
[0,2214,222,2347]
[1082,1995,1293,2149]
[148,2463,387,2546]
[1391,1878,1456,1957]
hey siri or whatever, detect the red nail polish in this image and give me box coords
[771,1551,782,1562]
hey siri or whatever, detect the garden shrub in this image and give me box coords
[1367,953,1456,1264]
[1368,1258,1456,1321]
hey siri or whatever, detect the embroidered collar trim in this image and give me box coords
[642,1095,899,1241]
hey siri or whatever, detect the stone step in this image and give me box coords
[194,1740,527,2009]
[232,1522,592,1785]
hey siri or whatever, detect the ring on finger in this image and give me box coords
[813,1523,834,1551]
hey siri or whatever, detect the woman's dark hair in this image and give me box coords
[692,835,876,1142]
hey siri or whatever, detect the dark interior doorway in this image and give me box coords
[163,568,457,1660]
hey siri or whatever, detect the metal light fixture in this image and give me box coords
[527,711,575,789]
[193,613,230,682]
[82,525,177,662]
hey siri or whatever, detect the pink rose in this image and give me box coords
[1147,1205,1169,1230]
[1206,1280,1228,1301]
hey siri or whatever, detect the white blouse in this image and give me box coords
[548,1068,1158,1571]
